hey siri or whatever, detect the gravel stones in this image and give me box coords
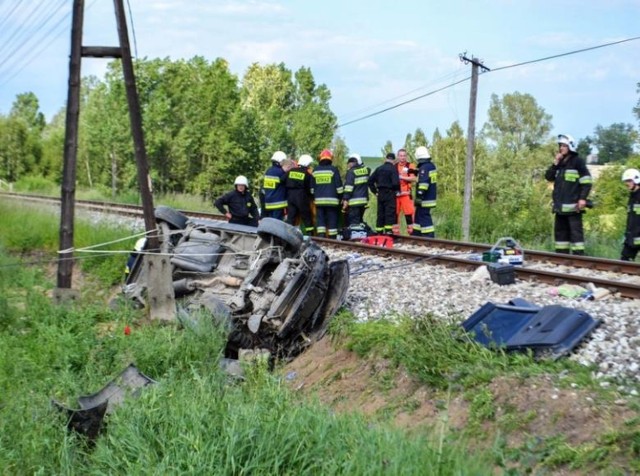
[332,250,640,384]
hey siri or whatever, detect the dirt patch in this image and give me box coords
[283,337,637,450]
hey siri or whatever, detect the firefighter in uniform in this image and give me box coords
[620,168,640,261]
[312,149,343,238]
[393,148,417,235]
[413,146,437,237]
[342,153,370,227]
[260,150,288,220]
[368,152,400,234]
[544,134,593,255]
[285,154,315,235]
[214,175,259,226]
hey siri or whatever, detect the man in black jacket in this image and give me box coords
[368,152,400,234]
[620,168,640,261]
[544,134,592,255]
[214,175,259,226]
[285,154,315,235]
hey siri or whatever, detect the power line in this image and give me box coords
[491,35,640,72]
[125,0,138,58]
[337,35,640,128]
[338,68,469,122]
[0,0,99,90]
[338,75,471,127]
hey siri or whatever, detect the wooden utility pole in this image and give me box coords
[56,0,158,297]
[459,54,490,241]
[113,0,158,247]
[55,0,84,299]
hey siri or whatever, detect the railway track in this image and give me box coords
[2,192,639,299]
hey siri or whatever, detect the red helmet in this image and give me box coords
[319,149,333,160]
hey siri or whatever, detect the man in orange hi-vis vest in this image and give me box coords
[393,148,417,235]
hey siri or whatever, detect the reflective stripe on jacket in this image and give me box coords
[416,158,437,208]
[343,164,370,206]
[312,164,343,206]
[544,154,592,215]
[262,163,287,210]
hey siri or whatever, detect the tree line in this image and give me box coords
[1,56,639,250]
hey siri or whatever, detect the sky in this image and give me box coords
[1,0,639,156]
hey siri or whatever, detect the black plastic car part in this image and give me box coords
[52,364,155,440]
[461,299,601,359]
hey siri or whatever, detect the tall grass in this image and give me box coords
[329,312,592,391]
[0,206,495,475]
[0,199,141,286]
[0,255,494,475]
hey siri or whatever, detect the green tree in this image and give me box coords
[380,140,393,157]
[10,92,45,132]
[431,122,466,196]
[0,92,46,180]
[40,109,66,181]
[402,128,429,162]
[592,123,638,163]
[576,136,593,159]
[0,115,30,182]
[481,92,552,157]
[290,66,337,158]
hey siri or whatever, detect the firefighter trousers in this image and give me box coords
[554,213,585,254]
[413,207,434,237]
[347,206,366,227]
[316,206,339,238]
[376,189,397,234]
[286,193,314,234]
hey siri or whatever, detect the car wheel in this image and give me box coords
[257,218,303,252]
[154,206,188,230]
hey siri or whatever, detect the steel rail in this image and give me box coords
[314,237,640,300]
[392,235,640,275]
[2,192,638,298]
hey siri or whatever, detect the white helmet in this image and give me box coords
[271,150,287,163]
[557,134,576,153]
[234,175,249,186]
[348,153,362,165]
[298,154,313,167]
[621,168,640,185]
[415,146,431,159]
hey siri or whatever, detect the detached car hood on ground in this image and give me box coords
[123,207,349,360]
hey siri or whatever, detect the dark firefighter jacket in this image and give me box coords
[544,153,592,214]
[416,158,437,208]
[343,164,370,207]
[262,163,287,210]
[312,162,343,206]
[215,188,259,220]
[368,161,400,195]
[285,165,313,194]
[625,187,640,247]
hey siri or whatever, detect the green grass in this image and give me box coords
[0,206,496,475]
[329,312,580,390]
[328,311,640,473]
[0,198,143,287]
[2,197,639,474]
[0,260,494,475]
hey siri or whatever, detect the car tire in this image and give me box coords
[257,218,303,251]
[154,206,188,230]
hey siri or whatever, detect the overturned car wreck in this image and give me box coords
[123,207,350,360]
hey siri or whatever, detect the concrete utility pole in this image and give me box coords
[56,0,159,301]
[459,53,490,242]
